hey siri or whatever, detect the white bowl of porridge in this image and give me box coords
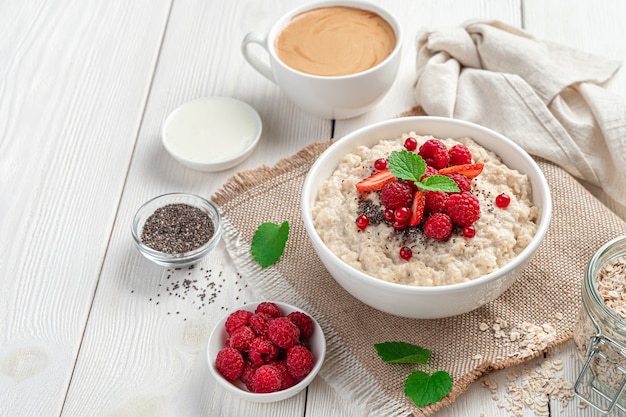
[301,117,551,318]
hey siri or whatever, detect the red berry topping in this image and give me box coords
[420,165,439,181]
[251,364,283,393]
[418,139,450,169]
[229,325,255,351]
[495,193,511,208]
[394,207,411,222]
[424,191,449,214]
[463,225,476,238]
[447,173,472,192]
[286,345,314,380]
[383,208,395,222]
[355,214,369,230]
[256,301,282,318]
[404,137,418,151]
[381,181,414,210]
[374,158,388,170]
[448,144,472,166]
[356,169,396,193]
[225,310,252,334]
[446,192,480,227]
[439,163,484,179]
[287,311,314,339]
[249,312,273,336]
[408,191,425,226]
[392,220,407,231]
[399,246,413,260]
[423,213,453,241]
[215,347,245,381]
[267,317,300,349]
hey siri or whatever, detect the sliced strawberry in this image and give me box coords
[408,191,425,226]
[355,169,396,193]
[438,163,484,179]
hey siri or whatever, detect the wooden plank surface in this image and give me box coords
[0,1,172,416]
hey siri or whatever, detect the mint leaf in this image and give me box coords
[388,150,460,193]
[420,175,459,193]
[404,370,453,407]
[251,221,289,268]
[374,341,430,364]
[388,150,425,183]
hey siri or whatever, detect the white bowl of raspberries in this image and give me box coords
[207,301,326,402]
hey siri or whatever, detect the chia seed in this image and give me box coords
[141,203,215,254]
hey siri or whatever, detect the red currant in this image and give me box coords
[393,220,407,230]
[355,214,369,230]
[383,208,395,222]
[463,225,476,238]
[399,246,413,260]
[394,207,411,222]
[404,137,418,151]
[495,193,511,208]
[374,158,387,171]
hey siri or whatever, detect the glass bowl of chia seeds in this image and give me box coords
[131,193,222,267]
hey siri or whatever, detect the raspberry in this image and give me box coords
[251,364,284,393]
[248,337,280,365]
[256,302,282,318]
[271,360,299,390]
[448,144,472,166]
[424,191,449,213]
[418,139,449,169]
[249,312,273,336]
[420,165,439,181]
[287,311,314,339]
[229,325,255,351]
[268,317,300,349]
[215,347,245,381]
[225,310,252,334]
[380,181,414,210]
[286,345,314,380]
[446,191,480,227]
[423,213,453,241]
[447,173,472,192]
[241,361,260,391]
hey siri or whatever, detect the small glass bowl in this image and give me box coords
[131,193,222,267]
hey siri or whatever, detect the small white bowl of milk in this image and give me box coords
[162,97,262,172]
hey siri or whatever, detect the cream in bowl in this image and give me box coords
[162,97,262,172]
[301,117,551,319]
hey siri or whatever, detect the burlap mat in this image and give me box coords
[212,110,626,416]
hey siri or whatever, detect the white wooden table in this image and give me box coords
[2,1,625,416]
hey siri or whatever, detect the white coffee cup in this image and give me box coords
[241,1,402,120]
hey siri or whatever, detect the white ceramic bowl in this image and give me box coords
[301,117,552,319]
[207,301,326,402]
[162,97,262,172]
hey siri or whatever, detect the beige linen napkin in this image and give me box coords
[212,116,626,415]
[414,20,626,208]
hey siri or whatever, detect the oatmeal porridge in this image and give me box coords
[311,132,539,286]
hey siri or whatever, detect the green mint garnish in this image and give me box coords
[388,150,459,193]
[251,221,289,268]
[375,341,453,408]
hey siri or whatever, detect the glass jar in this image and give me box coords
[574,236,626,415]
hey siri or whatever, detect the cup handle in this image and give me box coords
[241,32,276,84]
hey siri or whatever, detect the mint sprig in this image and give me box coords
[388,150,459,193]
[251,221,289,268]
[375,341,453,408]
